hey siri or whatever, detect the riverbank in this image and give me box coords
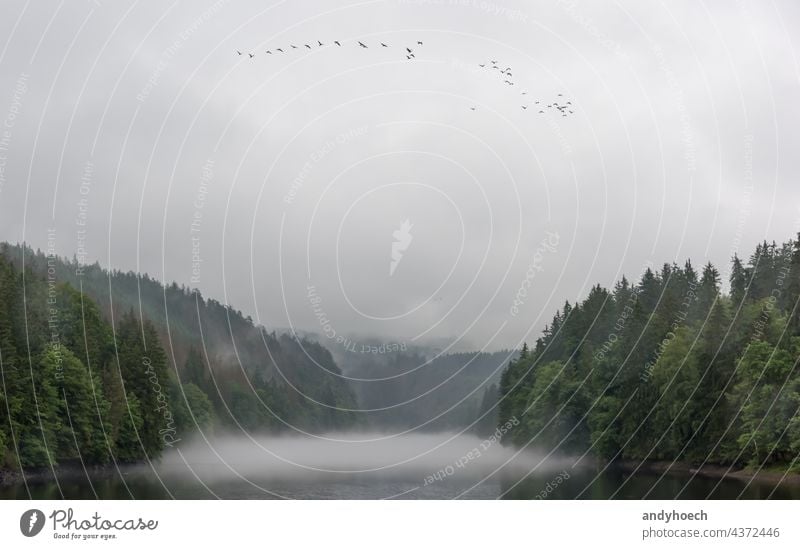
[613,460,800,486]
[0,462,135,488]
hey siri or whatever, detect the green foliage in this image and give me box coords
[1,243,359,437]
[499,235,800,470]
[0,244,361,471]
[171,382,214,434]
[43,344,112,464]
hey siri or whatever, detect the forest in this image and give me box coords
[0,243,358,471]
[5,233,800,475]
[499,235,800,471]
[319,342,508,434]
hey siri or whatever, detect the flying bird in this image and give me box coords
[334,41,341,46]
[248,53,255,58]
[479,64,485,67]
[381,42,388,47]
[276,48,284,52]
[470,107,476,111]
[358,41,368,48]
[522,106,527,110]
[318,40,324,46]
[305,44,311,49]
[236,50,242,55]
[406,47,412,53]
[266,50,272,54]
[491,60,497,64]
[417,41,423,45]
[539,110,544,113]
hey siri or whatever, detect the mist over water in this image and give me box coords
[152,432,572,487]
[6,431,799,500]
[109,431,583,499]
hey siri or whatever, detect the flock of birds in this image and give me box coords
[472,59,575,117]
[237,39,424,61]
[235,41,575,119]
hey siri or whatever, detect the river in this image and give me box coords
[2,433,798,499]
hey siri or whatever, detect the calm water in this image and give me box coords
[3,433,798,500]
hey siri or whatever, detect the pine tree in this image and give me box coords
[730,254,748,306]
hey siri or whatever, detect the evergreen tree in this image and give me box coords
[730,254,748,306]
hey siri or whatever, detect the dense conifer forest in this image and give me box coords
[5,234,800,475]
[0,243,358,470]
[499,236,800,471]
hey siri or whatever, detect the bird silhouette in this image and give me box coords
[406,47,412,53]
[266,50,272,54]
[522,106,527,110]
[479,64,485,67]
[539,110,544,113]
[491,60,497,64]
[409,53,415,58]
[249,53,255,58]
[558,93,563,96]
[318,40,324,46]
[358,41,368,48]
[521,91,527,95]
[291,45,298,49]
[305,44,311,49]
[334,41,341,46]
[276,48,284,52]
[470,107,476,111]
[381,42,388,47]
[417,41,423,45]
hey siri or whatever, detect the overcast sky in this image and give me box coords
[1,0,799,351]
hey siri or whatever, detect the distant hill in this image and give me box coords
[304,332,514,434]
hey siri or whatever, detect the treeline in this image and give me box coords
[321,341,510,433]
[499,236,800,471]
[0,243,358,470]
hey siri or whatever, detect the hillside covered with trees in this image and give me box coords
[499,236,800,471]
[320,343,510,433]
[0,243,358,471]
